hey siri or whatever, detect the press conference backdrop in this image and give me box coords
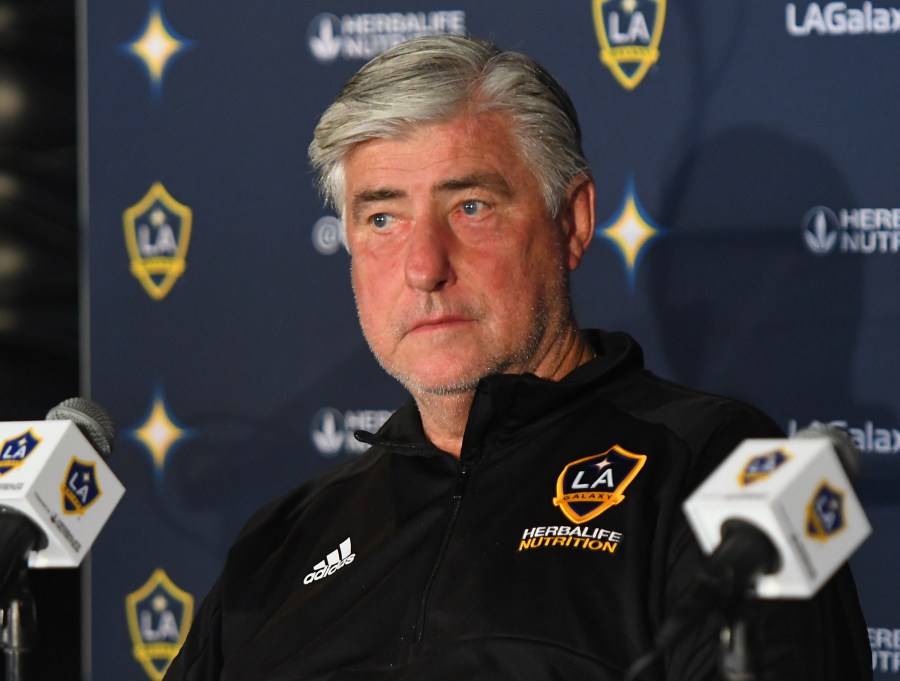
[83,1,900,679]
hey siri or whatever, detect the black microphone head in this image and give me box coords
[46,397,116,460]
[794,421,862,483]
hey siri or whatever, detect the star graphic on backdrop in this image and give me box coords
[123,2,193,96]
[597,178,666,288]
[130,388,191,473]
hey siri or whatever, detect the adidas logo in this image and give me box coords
[303,538,355,585]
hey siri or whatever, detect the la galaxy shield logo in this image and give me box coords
[123,182,192,301]
[0,430,40,476]
[60,457,102,515]
[554,445,647,523]
[593,0,666,90]
[126,569,194,681]
[806,482,846,541]
[739,448,790,486]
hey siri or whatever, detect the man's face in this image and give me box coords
[343,112,585,397]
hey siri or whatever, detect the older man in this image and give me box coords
[164,35,870,681]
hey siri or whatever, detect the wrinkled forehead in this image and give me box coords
[334,110,530,215]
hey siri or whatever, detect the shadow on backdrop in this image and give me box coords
[650,124,896,503]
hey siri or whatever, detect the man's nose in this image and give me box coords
[404,215,456,292]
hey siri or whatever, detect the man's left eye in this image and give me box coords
[461,200,483,216]
[370,213,392,229]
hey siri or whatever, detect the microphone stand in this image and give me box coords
[719,616,756,681]
[706,519,779,681]
[623,519,780,681]
[0,568,37,681]
[0,510,46,681]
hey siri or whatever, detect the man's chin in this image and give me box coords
[415,382,480,397]
[400,375,481,398]
[387,366,484,398]
[377,347,528,397]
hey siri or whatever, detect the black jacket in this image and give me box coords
[165,330,871,680]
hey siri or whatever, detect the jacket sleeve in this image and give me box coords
[162,578,225,681]
[661,407,873,681]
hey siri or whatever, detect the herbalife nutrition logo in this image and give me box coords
[311,407,392,457]
[803,206,840,254]
[803,205,900,255]
[307,11,466,64]
[304,538,355,584]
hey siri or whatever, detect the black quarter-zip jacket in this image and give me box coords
[165,330,871,681]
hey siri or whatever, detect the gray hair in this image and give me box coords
[308,34,589,221]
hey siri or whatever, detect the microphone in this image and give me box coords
[0,397,125,573]
[682,422,871,601]
[622,424,872,681]
[46,396,116,460]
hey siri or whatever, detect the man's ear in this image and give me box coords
[560,175,596,271]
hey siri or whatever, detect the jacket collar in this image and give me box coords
[355,329,645,456]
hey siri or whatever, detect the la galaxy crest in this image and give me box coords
[60,457,102,515]
[0,430,41,476]
[123,182,192,300]
[554,445,647,523]
[806,482,846,541]
[739,448,790,486]
[126,569,194,681]
[593,0,666,90]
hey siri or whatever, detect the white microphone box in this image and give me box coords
[0,420,125,568]
[683,437,871,598]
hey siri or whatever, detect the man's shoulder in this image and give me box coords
[582,330,781,444]
[230,448,387,549]
[618,368,780,437]
[598,366,783,487]
[219,401,420,572]
[556,329,784,479]
[574,332,775,481]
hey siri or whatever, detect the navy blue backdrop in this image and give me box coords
[83,1,900,679]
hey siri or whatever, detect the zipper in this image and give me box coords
[411,454,475,650]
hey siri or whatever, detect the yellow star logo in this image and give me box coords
[124,3,191,95]
[598,179,665,286]
[131,389,189,472]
